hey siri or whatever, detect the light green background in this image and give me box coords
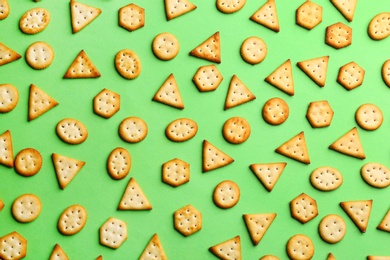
[1,0,390,259]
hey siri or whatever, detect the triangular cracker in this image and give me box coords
[209,236,241,260]
[189,32,221,63]
[377,209,390,232]
[243,213,276,246]
[329,127,365,159]
[70,0,102,33]
[250,162,286,191]
[203,140,234,172]
[139,234,168,260]
[152,74,184,109]
[118,177,152,210]
[52,153,86,189]
[63,50,101,78]
[297,56,329,87]
[0,130,14,167]
[164,0,197,20]
[331,0,357,22]
[265,59,294,96]
[28,84,58,121]
[250,0,280,32]
[327,253,336,260]
[49,244,69,260]
[275,132,310,164]
[224,75,256,110]
[0,42,21,66]
[340,199,372,232]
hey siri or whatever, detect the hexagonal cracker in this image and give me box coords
[306,100,334,128]
[174,204,202,236]
[325,22,352,49]
[337,62,365,90]
[162,158,190,187]
[118,4,145,32]
[296,0,323,30]
[0,231,27,260]
[99,217,127,249]
[290,193,318,224]
[192,65,223,92]
[93,88,120,118]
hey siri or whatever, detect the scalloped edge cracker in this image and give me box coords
[202,140,234,172]
[28,84,58,121]
[265,59,294,96]
[152,74,184,109]
[0,42,21,66]
[243,213,276,246]
[139,234,168,260]
[118,177,152,210]
[297,56,329,87]
[164,0,197,20]
[209,236,241,260]
[329,127,365,159]
[224,75,256,110]
[250,162,286,191]
[0,130,14,167]
[189,32,221,63]
[52,153,86,189]
[340,199,372,233]
[250,0,279,32]
[70,0,101,33]
[275,132,310,164]
[63,50,101,78]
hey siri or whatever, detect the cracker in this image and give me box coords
[202,140,234,172]
[318,214,346,244]
[250,0,279,32]
[340,199,372,233]
[162,158,190,187]
[118,116,148,143]
[0,0,9,20]
[115,49,142,79]
[107,147,131,180]
[355,104,383,131]
[377,209,390,232]
[64,50,101,78]
[0,42,21,66]
[25,41,54,70]
[243,213,276,245]
[290,193,318,224]
[96,256,102,260]
[0,199,4,211]
[224,75,256,110]
[296,0,322,30]
[152,32,180,61]
[70,0,101,33]
[265,59,294,96]
[325,22,352,49]
[297,56,329,87]
[28,83,58,121]
[306,100,334,128]
[327,253,336,260]
[216,0,246,14]
[250,162,286,192]
[12,193,42,223]
[193,64,223,92]
[337,61,365,90]
[0,130,14,167]
[275,132,310,164]
[164,0,197,20]
[100,217,127,249]
[361,163,390,188]
[382,59,390,87]
[0,84,19,113]
[58,204,87,235]
[15,148,42,177]
[222,116,251,144]
[174,204,202,236]
[118,177,152,210]
[240,36,267,65]
[19,7,50,34]
[286,234,314,260]
[329,127,365,159]
[165,118,198,142]
[93,88,120,119]
[139,234,168,260]
[118,3,145,32]
[260,255,279,260]
[213,180,240,209]
[52,153,86,189]
[331,0,357,22]
[209,236,241,260]
[49,244,69,260]
[262,97,289,125]
[189,32,221,63]
[368,13,390,40]
[367,257,390,260]
[0,231,27,260]
[56,118,88,144]
[152,74,184,109]
[310,166,343,191]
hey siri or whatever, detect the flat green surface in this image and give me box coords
[1,0,390,259]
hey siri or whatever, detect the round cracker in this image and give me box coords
[216,0,246,14]
[165,118,198,142]
[25,41,54,70]
[368,12,390,40]
[107,147,131,180]
[260,255,279,260]
[361,162,390,188]
[56,118,88,144]
[318,214,346,244]
[12,194,42,223]
[355,103,383,131]
[119,116,148,143]
[115,49,142,79]
[286,234,314,260]
[222,116,250,144]
[152,32,179,61]
[14,148,42,177]
[262,97,289,125]
[382,59,390,87]
[240,36,267,65]
[0,84,19,113]
[310,166,343,191]
[19,7,50,34]
[213,180,240,209]
[58,204,87,235]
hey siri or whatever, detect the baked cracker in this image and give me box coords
[275,132,310,164]
[265,59,294,96]
[152,74,184,109]
[0,231,27,260]
[164,0,197,20]
[49,244,69,260]
[52,153,86,189]
[377,209,390,232]
[70,0,102,33]
[224,75,256,110]
[0,130,13,167]
[28,84,58,121]
[63,50,101,78]
[243,213,276,246]
[250,0,280,32]
[297,56,329,87]
[327,253,336,260]
[340,199,372,232]
[0,0,10,20]
[329,127,365,159]
[209,236,241,260]
[0,42,21,66]
[250,162,286,192]
[118,177,152,210]
[139,234,168,260]
[189,32,221,63]
[202,140,234,172]
[331,0,357,22]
